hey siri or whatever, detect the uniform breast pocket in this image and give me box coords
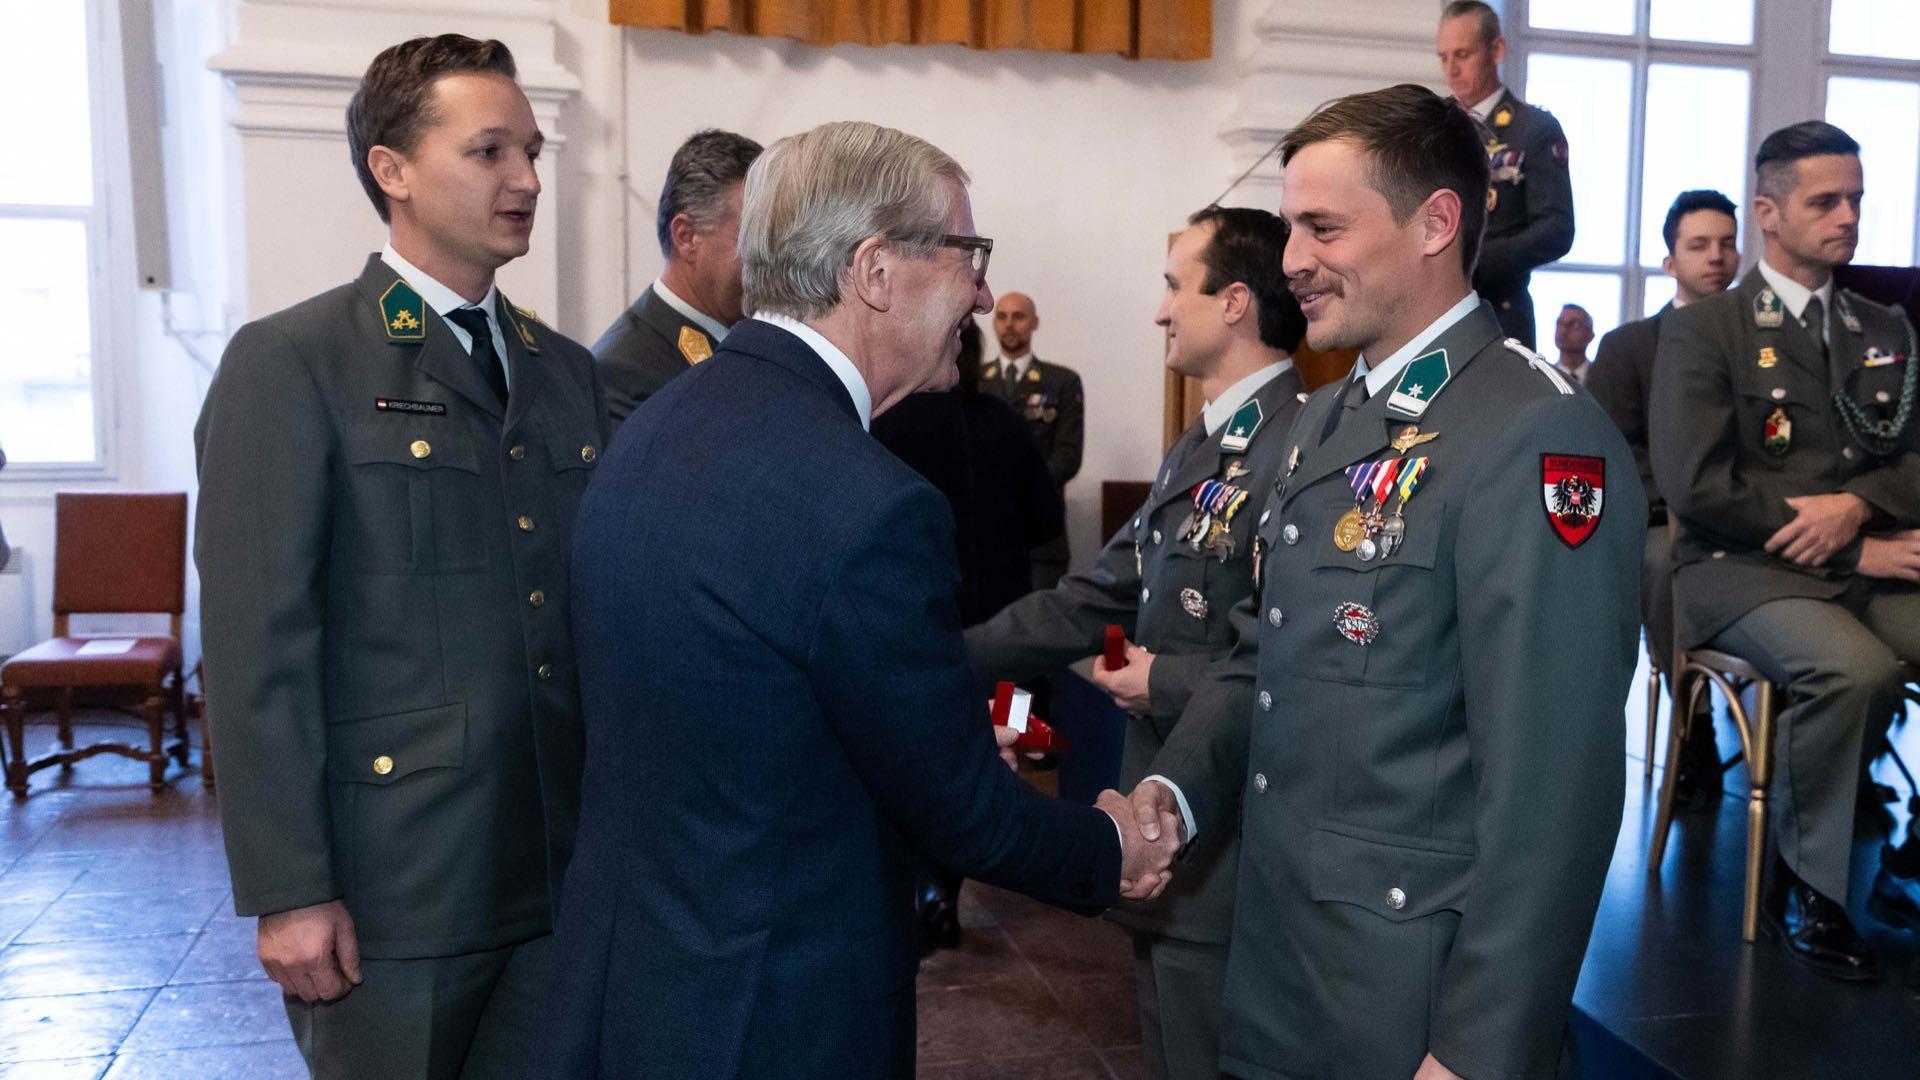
[1737,379,1822,467]
[340,425,486,573]
[544,429,600,508]
[1286,502,1445,689]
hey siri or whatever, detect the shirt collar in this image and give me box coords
[1756,258,1834,322]
[1354,292,1482,398]
[751,312,873,431]
[653,278,731,343]
[381,244,497,323]
[1201,360,1292,437]
[1468,85,1506,120]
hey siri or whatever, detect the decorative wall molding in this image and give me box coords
[1217,0,1443,207]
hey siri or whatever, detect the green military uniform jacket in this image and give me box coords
[966,366,1308,944]
[590,285,718,425]
[981,356,1085,489]
[194,254,608,960]
[1650,265,1920,648]
[1476,90,1576,348]
[1152,301,1644,1079]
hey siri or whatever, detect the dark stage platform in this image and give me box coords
[1569,665,1920,1079]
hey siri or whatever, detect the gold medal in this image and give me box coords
[1333,507,1365,552]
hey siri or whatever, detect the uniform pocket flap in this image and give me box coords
[1306,500,1444,572]
[1308,825,1473,922]
[326,702,467,785]
[545,430,601,472]
[341,425,479,474]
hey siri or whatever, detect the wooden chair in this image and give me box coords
[1,493,190,797]
[1642,643,1670,779]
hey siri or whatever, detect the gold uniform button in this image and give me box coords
[528,589,546,608]
[581,444,598,464]
[508,444,526,461]
[409,439,431,460]
[517,515,535,532]
[536,663,554,681]
[372,755,393,776]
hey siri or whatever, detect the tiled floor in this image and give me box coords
[0,717,1141,1078]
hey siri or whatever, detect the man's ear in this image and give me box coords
[1661,253,1677,278]
[1420,188,1464,259]
[845,236,893,313]
[1491,35,1508,67]
[668,212,701,261]
[368,145,411,211]
[1752,194,1780,239]
[1219,281,1253,327]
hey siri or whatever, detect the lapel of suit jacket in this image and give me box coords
[1742,266,1826,383]
[730,320,864,426]
[354,255,505,421]
[1282,303,1502,509]
[1829,289,1867,386]
[497,292,546,431]
[638,286,708,364]
[1146,366,1304,519]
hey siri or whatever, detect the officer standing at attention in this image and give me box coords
[1131,84,1643,1080]
[1590,189,1740,805]
[967,206,1307,1080]
[193,35,606,1077]
[1437,1,1574,348]
[592,129,762,424]
[982,291,1085,588]
[1552,303,1594,385]
[1651,122,1920,982]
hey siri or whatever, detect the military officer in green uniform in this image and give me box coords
[983,291,1086,589]
[1438,1,1575,349]
[1132,85,1643,1080]
[193,36,606,1077]
[1651,121,1920,982]
[592,129,762,424]
[968,206,1307,1079]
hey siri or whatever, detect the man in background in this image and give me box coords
[1590,188,1739,805]
[982,291,1085,589]
[593,129,762,423]
[1553,303,1594,384]
[1437,0,1575,347]
[968,206,1307,1080]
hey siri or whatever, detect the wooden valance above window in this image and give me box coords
[608,0,1211,61]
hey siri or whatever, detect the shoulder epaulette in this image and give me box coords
[1504,338,1574,395]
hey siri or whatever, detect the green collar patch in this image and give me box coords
[1219,398,1263,454]
[380,280,427,341]
[1386,349,1450,419]
[1754,286,1784,329]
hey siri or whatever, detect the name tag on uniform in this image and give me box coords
[375,398,447,416]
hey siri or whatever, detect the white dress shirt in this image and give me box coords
[380,244,511,392]
[653,278,731,343]
[751,312,874,431]
[1756,258,1836,348]
[1468,85,1506,121]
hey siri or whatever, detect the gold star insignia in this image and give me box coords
[390,309,420,332]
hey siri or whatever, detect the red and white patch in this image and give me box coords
[1541,454,1605,549]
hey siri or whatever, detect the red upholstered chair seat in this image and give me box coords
[2,637,183,689]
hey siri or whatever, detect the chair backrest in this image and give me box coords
[52,492,188,618]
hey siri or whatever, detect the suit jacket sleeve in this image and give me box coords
[812,481,1121,913]
[192,321,339,917]
[1141,583,1262,844]
[1588,321,1656,507]
[1478,113,1575,285]
[1047,372,1085,486]
[1427,394,1640,1080]
[1649,304,1801,548]
[965,510,1142,685]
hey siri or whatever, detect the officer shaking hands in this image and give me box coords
[1438,1,1575,348]
[194,35,606,1078]
[967,206,1307,1079]
[1131,84,1642,1080]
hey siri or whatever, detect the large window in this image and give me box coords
[0,0,111,469]
[1514,0,1920,344]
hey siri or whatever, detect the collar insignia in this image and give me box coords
[380,280,427,342]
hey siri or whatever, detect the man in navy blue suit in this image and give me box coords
[545,121,1181,1078]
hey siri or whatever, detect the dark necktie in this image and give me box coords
[1319,371,1369,445]
[1005,362,1021,399]
[446,306,508,407]
[1802,295,1829,364]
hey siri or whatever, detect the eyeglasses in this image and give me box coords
[938,234,994,280]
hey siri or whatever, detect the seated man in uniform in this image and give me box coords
[592,129,762,423]
[968,205,1307,1079]
[1552,303,1593,384]
[1652,121,1920,981]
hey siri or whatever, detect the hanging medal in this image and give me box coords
[1378,457,1429,559]
[1336,461,1381,552]
[1764,407,1792,455]
[1356,457,1405,562]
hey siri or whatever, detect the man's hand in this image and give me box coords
[1765,493,1871,566]
[1095,788,1181,901]
[1858,530,1920,581]
[992,724,1021,771]
[1413,1053,1464,1080]
[1090,643,1155,715]
[257,899,362,1003]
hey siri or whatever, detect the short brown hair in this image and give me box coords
[1442,1,1501,44]
[1280,83,1489,277]
[346,35,518,223]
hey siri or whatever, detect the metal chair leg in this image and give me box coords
[1740,681,1778,943]
[1649,669,1700,871]
[1644,664,1662,779]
